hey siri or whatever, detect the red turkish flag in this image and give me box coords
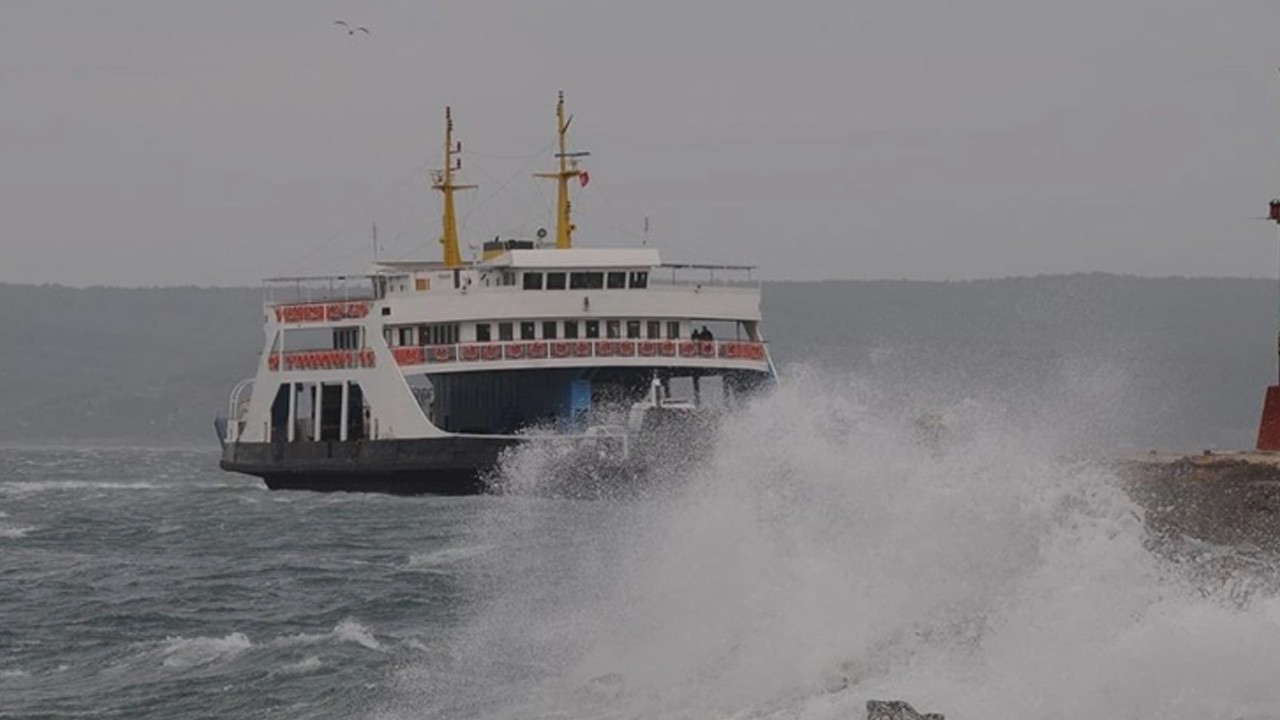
[579,170,590,188]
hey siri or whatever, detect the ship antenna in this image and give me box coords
[535,91,590,249]
[435,106,476,267]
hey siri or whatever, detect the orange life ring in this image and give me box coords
[616,341,635,357]
[639,341,657,356]
[505,343,526,360]
[527,342,548,359]
[679,341,697,357]
[552,341,571,358]
[595,340,615,357]
[481,344,502,361]
[660,341,676,357]
[460,344,480,362]
[574,341,592,357]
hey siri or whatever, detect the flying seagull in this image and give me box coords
[334,20,370,35]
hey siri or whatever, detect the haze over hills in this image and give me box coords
[0,275,1273,450]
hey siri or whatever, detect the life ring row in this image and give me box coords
[718,341,768,361]
[388,340,768,365]
[274,301,371,324]
[269,349,376,371]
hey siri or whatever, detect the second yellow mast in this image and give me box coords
[535,91,590,250]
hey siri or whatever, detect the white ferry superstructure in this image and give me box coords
[217,95,776,493]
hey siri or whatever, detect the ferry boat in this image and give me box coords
[217,94,776,494]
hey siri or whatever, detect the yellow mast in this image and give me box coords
[434,107,475,267]
[534,91,590,249]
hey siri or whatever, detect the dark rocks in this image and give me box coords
[867,699,944,720]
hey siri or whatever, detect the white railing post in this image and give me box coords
[287,382,297,442]
[339,381,350,441]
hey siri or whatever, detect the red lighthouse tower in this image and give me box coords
[1256,200,1280,450]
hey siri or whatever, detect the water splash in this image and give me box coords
[379,367,1280,720]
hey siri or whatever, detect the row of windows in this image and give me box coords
[522,271,649,291]
[478,319,680,342]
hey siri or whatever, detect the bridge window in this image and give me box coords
[570,272,604,290]
[646,321,660,339]
[626,320,641,339]
[476,323,492,342]
[499,322,513,341]
[667,321,681,339]
[629,271,649,289]
[542,321,558,339]
[564,321,579,339]
[521,322,536,340]
[607,272,626,289]
[522,272,544,290]
[606,320,621,339]
[585,320,600,339]
[398,327,414,346]
[546,272,566,290]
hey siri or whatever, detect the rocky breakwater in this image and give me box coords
[1112,451,1280,549]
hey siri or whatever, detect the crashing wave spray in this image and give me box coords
[376,366,1280,720]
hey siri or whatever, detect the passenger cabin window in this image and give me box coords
[542,321,558,339]
[564,321,579,339]
[502,271,516,286]
[520,322,536,340]
[606,320,621,339]
[476,323,492,342]
[629,271,649,289]
[499,322,513,341]
[607,272,626,289]
[398,327,414,346]
[646,321,661,339]
[419,323,459,345]
[667,321,681,339]
[522,272,543,290]
[626,320,641,339]
[585,320,600,339]
[546,272,567,290]
[570,272,604,289]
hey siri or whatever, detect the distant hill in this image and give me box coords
[0,275,1273,449]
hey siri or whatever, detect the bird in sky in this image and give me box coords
[334,20,370,36]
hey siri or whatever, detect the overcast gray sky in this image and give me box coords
[3,0,1280,286]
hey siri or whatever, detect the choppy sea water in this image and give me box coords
[4,374,1280,720]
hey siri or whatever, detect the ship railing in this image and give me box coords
[388,338,768,366]
[262,274,378,306]
[225,378,255,443]
[263,340,770,372]
[650,263,758,288]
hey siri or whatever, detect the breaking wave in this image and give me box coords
[377,366,1280,720]
[158,632,253,669]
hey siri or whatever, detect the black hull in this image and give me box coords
[219,437,517,495]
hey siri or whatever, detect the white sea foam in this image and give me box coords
[159,632,252,668]
[0,668,30,680]
[378,366,1280,720]
[277,618,384,652]
[334,618,385,652]
[274,655,324,676]
[0,525,34,539]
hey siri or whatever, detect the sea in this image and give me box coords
[3,374,1280,720]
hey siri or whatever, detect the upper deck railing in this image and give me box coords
[263,275,378,305]
[651,263,757,288]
